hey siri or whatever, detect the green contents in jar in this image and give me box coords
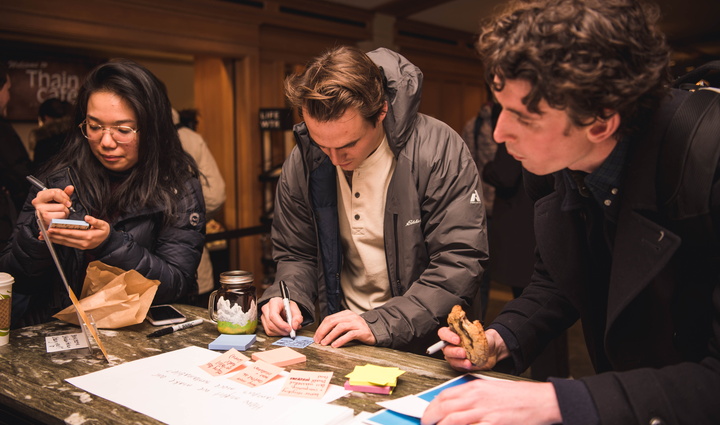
[217,320,257,335]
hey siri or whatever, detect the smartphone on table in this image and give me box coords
[147,305,187,326]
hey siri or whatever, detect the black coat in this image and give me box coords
[0,167,206,328]
[493,90,720,424]
[482,143,535,289]
[0,118,31,250]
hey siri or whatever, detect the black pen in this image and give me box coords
[147,318,204,338]
[279,280,296,339]
[26,175,77,213]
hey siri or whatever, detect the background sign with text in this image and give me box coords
[6,58,101,121]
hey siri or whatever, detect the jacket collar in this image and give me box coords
[606,92,686,329]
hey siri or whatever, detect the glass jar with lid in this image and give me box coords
[207,270,257,334]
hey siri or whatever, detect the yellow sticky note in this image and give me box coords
[345,364,405,386]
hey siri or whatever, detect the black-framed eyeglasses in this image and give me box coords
[79,120,138,144]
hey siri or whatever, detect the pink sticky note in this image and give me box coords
[279,370,333,399]
[251,347,306,367]
[344,381,393,395]
[229,360,284,387]
[199,348,250,376]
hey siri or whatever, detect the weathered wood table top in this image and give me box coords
[0,304,526,425]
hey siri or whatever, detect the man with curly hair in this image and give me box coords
[424,0,720,424]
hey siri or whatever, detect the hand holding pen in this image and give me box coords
[27,175,112,249]
[279,280,296,339]
[26,175,77,213]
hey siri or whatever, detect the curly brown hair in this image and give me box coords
[284,45,385,126]
[477,0,671,139]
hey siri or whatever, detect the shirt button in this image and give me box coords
[611,188,619,195]
[355,192,360,198]
[354,214,360,220]
[649,417,665,425]
[604,199,612,206]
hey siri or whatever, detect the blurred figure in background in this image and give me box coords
[460,101,497,321]
[173,107,226,297]
[0,60,31,251]
[31,98,73,171]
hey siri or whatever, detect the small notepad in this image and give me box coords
[272,336,314,348]
[208,334,256,351]
[251,346,306,367]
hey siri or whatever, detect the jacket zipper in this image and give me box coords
[65,167,90,215]
[392,213,401,296]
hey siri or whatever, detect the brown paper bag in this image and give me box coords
[53,261,161,329]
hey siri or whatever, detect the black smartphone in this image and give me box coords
[147,305,187,326]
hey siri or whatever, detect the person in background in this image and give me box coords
[0,59,205,328]
[259,45,488,353]
[423,0,720,424]
[31,97,73,171]
[178,108,199,132]
[0,60,32,252]
[460,101,497,321]
[462,101,498,217]
[173,107,226,297]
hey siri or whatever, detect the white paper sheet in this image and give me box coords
[67,346,353,425]
[369,373,512,423]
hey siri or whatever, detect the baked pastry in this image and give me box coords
[447,305,489,365]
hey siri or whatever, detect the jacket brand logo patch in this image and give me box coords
[405,219,421,226]
[470,190,481,205]
[189,212,200,226]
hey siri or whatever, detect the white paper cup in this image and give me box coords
[0,273,13,346]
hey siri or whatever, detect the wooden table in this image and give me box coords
[0,304,526,425]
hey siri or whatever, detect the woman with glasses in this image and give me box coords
[0,59,205,328]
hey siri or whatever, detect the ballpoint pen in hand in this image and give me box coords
[279,280,296,339]
[26,175,77,213]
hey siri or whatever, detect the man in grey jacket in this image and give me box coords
[259,46,488,352]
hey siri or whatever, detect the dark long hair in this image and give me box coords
[47,58,198,222]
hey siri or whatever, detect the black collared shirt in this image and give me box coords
[561,136,629,222]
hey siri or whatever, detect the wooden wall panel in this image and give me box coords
[0,0,492,286]
[260,26,360,64]
[193,56,241,273]
[399,47,487,135]
[0,0,259,57]
[415,77,486,135]
[233,54,264,276]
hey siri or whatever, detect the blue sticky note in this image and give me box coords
[208,334,256,351]
[272,336,314,348]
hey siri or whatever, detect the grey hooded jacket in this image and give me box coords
[259,48,488,351]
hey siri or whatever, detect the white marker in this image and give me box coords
[279,280,296,339]
[426,340,449,355]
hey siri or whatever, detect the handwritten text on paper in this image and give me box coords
[230,360,283,387]
[279,370,333,399]
[199,348,249,376]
